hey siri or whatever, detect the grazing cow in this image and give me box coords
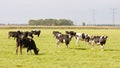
[55,33,72,48]
[15,31,39,55]
[31,29,41,37]
[52,31,61,37]
[90,35,108,51]
[75,33,90,46]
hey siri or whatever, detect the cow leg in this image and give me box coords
[16,46,19,55]
[8,36,10,39]
[27,48,30,55]
[27,48,32,55]
[66,45,68,48]
[65,40,69,48]
[38,34,40,37]
[56,40,60,48]
[16,43,19,55]
[30,50,32,54]
[76,37,79,46]
[20,46,22,55]
[31,35,34,38]
[65,42,68,48]
[57,42,60,48]
[91,41,95,50]
[100,45,104,51]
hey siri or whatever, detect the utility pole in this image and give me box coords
[112,8,117,25]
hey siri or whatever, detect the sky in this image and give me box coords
[0,0,120,25]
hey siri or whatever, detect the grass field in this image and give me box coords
[0,28,120,68]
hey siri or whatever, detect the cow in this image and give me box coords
[31,29,41,37]
[8,31,20,39]
[52,31,61,37]
[90,35,108,51]
[15,31,39,55]
[75,33,90,46]
[55,33,72,48]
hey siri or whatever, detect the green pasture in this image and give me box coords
[0,28,120,68]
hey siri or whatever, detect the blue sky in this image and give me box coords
[0,0,120,25]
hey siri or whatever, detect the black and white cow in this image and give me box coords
[90,35,108,51]
[8,31,16,39]
[75,33,90,46]
[55,33,72,48]
[15,31,39,55]
[8,31,20,39]
[31,29,41,37]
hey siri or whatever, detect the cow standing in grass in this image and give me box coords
[55,33,72,48]
[75,33,90,46]
[8,31,21,39]
[90,35,108,51]
[15,31,39,55]
[31,29,41,37]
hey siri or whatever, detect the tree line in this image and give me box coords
[28,19,74,26]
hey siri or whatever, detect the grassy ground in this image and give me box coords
[0,29,120,68]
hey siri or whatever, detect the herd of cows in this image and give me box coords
[53,31,108,51]
[8,30,108,55]
[8,29,41,55]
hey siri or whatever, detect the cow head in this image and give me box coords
[100,35,108,42]
[34,48,39,55]
[103,35,108,39]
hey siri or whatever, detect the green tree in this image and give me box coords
[28,19,74,26]
[82,22,86,26]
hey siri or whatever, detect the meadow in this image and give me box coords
[0,27,120,68]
